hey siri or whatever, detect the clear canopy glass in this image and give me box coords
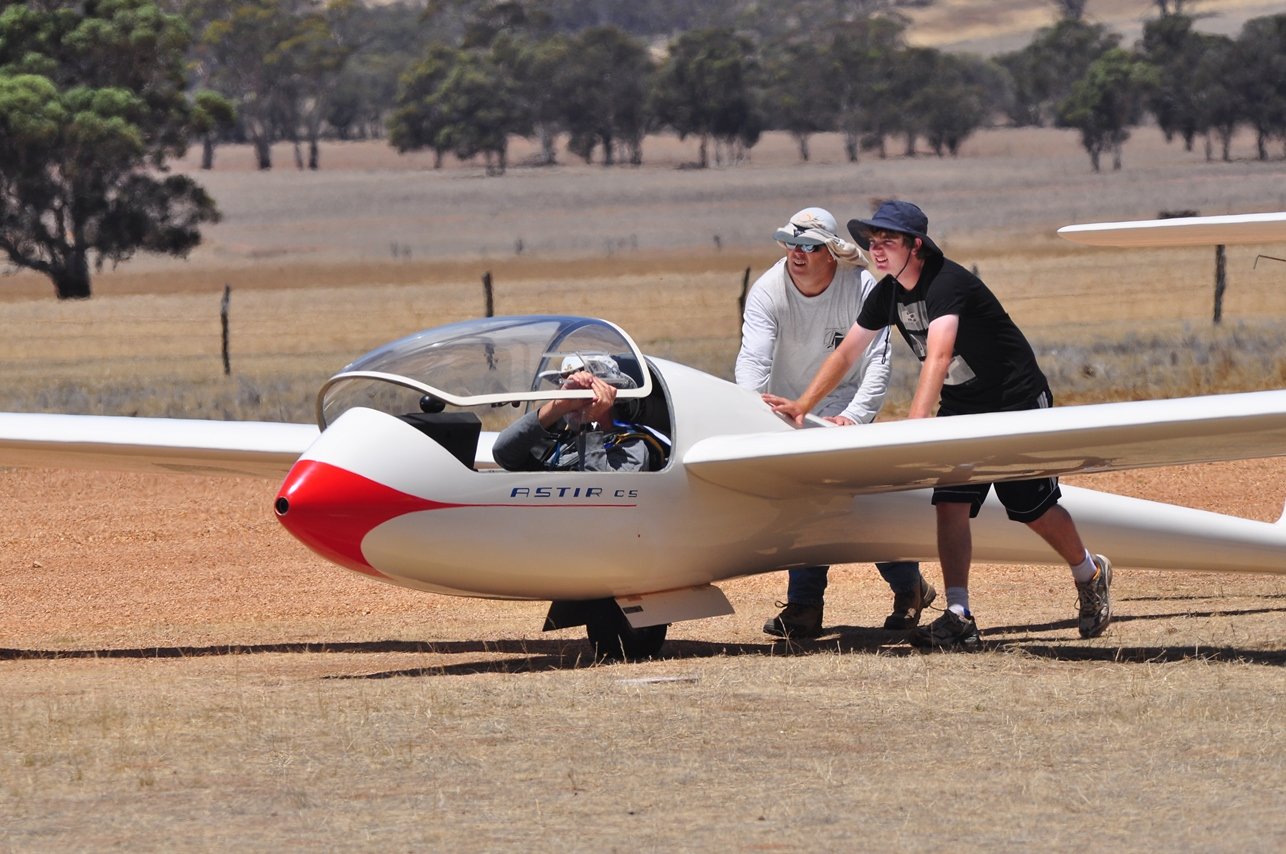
[316,315,651,429]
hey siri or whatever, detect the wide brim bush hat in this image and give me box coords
[539,353,636,389]
[847,200,942,257]
[773,207,868,266]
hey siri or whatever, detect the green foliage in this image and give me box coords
[556,26,652,166]
[650,28,762,167]
[1232,14,1286,160]
[389,43,526,173]
[1057,48,1159,171]
[996,19,1119,126]
[0,0,218,299]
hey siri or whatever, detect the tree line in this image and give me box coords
[1,0,1284,298]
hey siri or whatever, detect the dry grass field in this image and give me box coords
[2,113,1285,850]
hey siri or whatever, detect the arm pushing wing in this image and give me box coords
[0,413,318,479]
[684,390,1286,499]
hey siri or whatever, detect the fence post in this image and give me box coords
[1212,244,1226,325]
[220,284,232,376]
[737,266,751,320]
[482,271,494,317]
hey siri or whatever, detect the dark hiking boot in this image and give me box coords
[884,578,938,630]
[762,602,823,639]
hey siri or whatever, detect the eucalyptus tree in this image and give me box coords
[762,37,836,162]
[194,0,350,170]
[995,18,1119,127]
[828,16,907,162]
[390,44,527,174]
[1140,13,1212,151]
[1233,14,1286,160]
[650,28,763,168]
[1057,47,1158,171]
[387,43,460,168]
[558,26,653,166]
[0,0,218,299]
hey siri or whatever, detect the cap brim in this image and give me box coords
[846,218,942,256]
[772,228,825,246]
[846,218,874,249]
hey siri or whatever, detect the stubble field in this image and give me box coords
[2,123,1285,851]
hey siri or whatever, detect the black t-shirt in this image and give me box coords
[857,255,1047,413]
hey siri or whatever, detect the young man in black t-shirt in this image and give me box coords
[765,200,1112,651]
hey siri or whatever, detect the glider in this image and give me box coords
[2,215,1284,660]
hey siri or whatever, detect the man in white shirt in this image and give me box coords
[736,207,934,639]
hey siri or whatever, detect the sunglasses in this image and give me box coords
[784,241,824,253]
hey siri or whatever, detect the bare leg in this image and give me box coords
[936,502,973,589]
[1025,504,1087,565]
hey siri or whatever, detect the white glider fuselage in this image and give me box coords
[275,356,1286,604]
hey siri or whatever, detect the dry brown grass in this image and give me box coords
[2,123,1285,851]
[3,125,1285,420]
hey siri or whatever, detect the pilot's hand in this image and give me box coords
[584,374,617,423]
[823,415,856,426]
[762,393,807,427]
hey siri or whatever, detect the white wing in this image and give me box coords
[0,413,318,479]
[1057,211,1286,247]
[683,390,1286,499]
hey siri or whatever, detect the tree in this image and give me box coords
[996,19,1119,126]
[558,27,652,166]
[0,0,219,300]
[498,32,571,165]
[388,43,460,168]
[1232,14,1286,160]
[1191,34,1242,161]
[324,0,432,140]
[1140,14,1208,151]
[191,89,237,169]
[1057,48,1158,171]
[390,45,527,174]
[915,53,998,157]
[650,28,762,168]
[274,0,355,170]
[762,37,836,162]
[828,16,907,163]
[888,47,940,156]
[194,0,350,171]
[433,50,527,173]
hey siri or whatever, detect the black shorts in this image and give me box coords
[930,388,1062,523]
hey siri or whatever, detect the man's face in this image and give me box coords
[866,230,915,277]
[784,241,836,285]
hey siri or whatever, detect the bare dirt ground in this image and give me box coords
[2,461,1284,851]
[3,119,1285,848]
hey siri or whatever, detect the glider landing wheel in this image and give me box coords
[584,601,668,662]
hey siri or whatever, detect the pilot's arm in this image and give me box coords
[491,411,560,471]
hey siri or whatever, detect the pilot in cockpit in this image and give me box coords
[491,354,665,473]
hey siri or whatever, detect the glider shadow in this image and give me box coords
[2,602,1281,675]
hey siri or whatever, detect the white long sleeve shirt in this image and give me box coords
[735,258,892,424]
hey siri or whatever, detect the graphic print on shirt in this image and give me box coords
[897,297,976,386]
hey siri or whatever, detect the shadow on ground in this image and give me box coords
[4,600,1282,674]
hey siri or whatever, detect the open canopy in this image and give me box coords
[316,315,652,429]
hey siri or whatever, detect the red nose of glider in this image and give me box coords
[274,459,440,578]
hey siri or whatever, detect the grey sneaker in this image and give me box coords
[1076,554,1113,638]
[910,609,981,651]
[884,578,938,630]
[762,602,823,639]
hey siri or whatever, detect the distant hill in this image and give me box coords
[903,0,1284,55]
